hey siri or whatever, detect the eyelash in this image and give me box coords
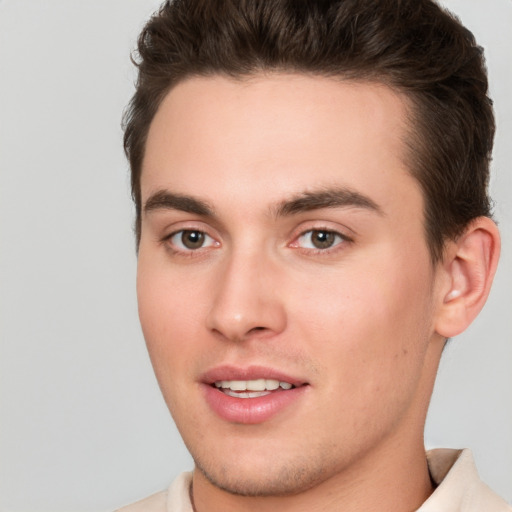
[162,229,218,257]
[291,228,352,254]
[161,227,352,256]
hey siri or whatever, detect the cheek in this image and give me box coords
[290,257,434,390]
[136,257,207,378]
[294,265,430,336]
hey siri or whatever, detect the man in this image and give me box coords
[118,0,510,510]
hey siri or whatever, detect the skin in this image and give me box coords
[137,74,499,512]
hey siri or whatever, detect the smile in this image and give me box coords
[201,367,308,424]
[214,379,294,398]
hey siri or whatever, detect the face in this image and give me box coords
[138,74,445,496]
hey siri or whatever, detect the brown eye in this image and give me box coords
[311,230,336,249]
[168,230,216,251]
[181,230,205,249]
[296,229,345,250]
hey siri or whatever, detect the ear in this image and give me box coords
[434,217,500,338]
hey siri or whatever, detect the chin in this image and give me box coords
[192,449,333,497]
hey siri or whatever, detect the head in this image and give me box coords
[124,0,495,264]
[124,0,500,506]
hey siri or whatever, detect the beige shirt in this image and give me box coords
[117,449,511,512]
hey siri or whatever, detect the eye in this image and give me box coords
[296,229,346,250]
[168,230,217,251]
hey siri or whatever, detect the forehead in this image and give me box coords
[142,73,419,216]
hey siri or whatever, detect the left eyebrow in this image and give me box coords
[272,187,384,217]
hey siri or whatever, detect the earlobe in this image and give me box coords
[435,217,500,338]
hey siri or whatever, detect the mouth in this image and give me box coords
[201,366,309,424]
[213,378,296,398]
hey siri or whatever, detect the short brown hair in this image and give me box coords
[123,0,495,262]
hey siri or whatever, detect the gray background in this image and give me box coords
[0,1,510,510]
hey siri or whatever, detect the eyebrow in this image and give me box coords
[144,190,214,217]
[273,187,383,217]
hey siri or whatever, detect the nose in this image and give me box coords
[205,249,287,342]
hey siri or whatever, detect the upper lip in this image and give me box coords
[200,365,307,387]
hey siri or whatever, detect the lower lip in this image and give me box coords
[202,384,307,424]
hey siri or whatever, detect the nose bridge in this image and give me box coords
[206,243,286,341]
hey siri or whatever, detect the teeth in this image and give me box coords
[266,379,279,390]
[214,379,294,392]
[229,380,247,391]
[224,390,271,398]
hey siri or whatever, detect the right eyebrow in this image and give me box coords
[143,190,214,217]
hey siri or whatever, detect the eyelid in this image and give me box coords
[169,230,217,250]
[288,224,354,253]
[160,223,221,255]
